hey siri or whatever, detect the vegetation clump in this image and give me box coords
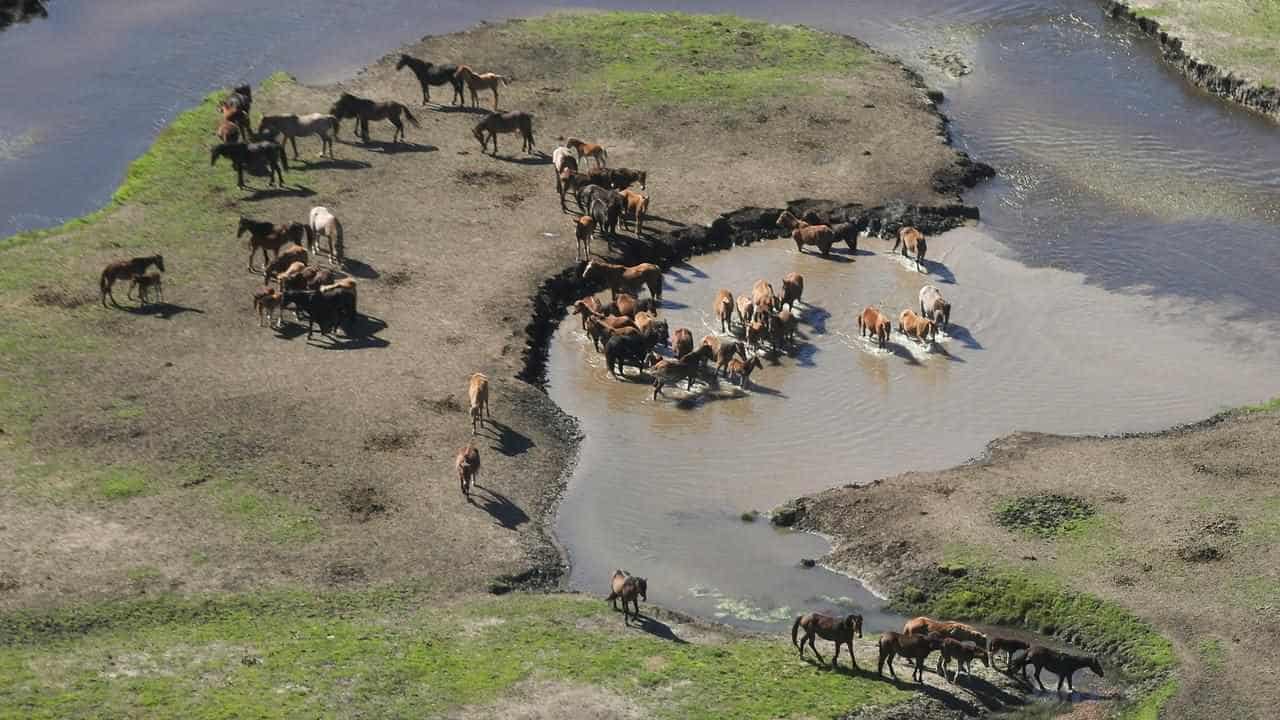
[995,494,1095,538]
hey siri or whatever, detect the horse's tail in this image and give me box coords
[791,615,803,649]
[400,105,421,127]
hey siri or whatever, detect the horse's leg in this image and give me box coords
[1034,665,1046,692]
[831,641,841,669]
[1066,670,1074,693]
[807,633,822,664]
[290,135,299,160]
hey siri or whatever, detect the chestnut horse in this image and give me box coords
[651,345,715,398]
[468,372,490,435]
[100,255,164,307]
[714,289,734,333]
[583,260,662,301]
[456,65,510,109]
[606,569,647,624]
[858,307,892,348]
[893,226,928,272]
[903,617,988,646]
[779,272,804,310]
[566,137,608,168]
[455,445,480,497]
[898,309,937,345]
[238,217,307,272]
[792,612,864,670]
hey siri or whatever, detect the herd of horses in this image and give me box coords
[95,49,1103,705]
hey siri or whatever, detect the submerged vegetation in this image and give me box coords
[0,591,907,719]
[517,12,867,106]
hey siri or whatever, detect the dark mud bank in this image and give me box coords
[1103,0,1280,120]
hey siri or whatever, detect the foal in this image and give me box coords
[100,255,164,307]
[566,138,608,168]
[127,272,164,305]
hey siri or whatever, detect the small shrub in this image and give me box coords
[995,494,1095,537]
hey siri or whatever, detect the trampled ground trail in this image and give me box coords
[549,226,1280,631]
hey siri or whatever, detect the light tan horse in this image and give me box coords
[468,373,490,435]
[456,65,510,109]
[714,289,734,333]
[619,189,649,238]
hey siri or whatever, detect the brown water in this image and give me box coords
[548,227,1280,630]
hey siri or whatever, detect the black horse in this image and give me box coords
[395,54,464,105]
[1022,646,1104,694]
[210,141,287,188]
[329,92,420,143]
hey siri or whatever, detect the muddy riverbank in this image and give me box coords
[785,404,1280,718]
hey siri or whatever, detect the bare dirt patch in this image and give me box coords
[445,680,644,720]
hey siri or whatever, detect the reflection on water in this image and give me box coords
[548,228,1280,630]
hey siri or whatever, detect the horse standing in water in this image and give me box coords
[211,142,287,188]
[395,54,464,105]
[329,93,420,143]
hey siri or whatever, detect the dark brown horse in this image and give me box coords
[395,54,464,105]
[100,255,164,307]
[210,142,287,188]
[606,569,647,625]
[792,612,864,670]
[988,636,1029,671]
[1022,646,1103,694]
[330,93,419,143]
[936,638,989,682]
[472,111,535,156]
[878,631,943,683]
[238,217,307,272]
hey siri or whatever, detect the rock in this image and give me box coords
[926,89,945,104]
[800,558,816,568]
[770,499,805,527]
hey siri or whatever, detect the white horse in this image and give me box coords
[918,284,951,331]
[307,206,344,265]
[257,113,339,159]
[552,145,578,197]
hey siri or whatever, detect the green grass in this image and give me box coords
[1125,2,1280,88]
[517,12,867,107]
[1196,638,1225,673]
[1237,396,1280,414]
[0,591,908,719]
[217,486,322,545]
[99,466,150,500]
[1118,677,1178,720]
[890,566,1176,681]
[994,494,1096,538]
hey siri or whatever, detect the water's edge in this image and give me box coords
[1101,0,1280,120]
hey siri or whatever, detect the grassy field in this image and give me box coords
[1125,1,1280,88]
[0,591,908,719]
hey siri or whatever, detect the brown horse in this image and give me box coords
[937,638,989,682]
[218,86,251,139]
[575,215,596,262]
[329,93,419,143]
[736,295,754,329]
[455,445,480,497]
[769,309,798,351]
[878,631,944,682]
[902,617,988,645]
[751,279,776,321]
[898,309,937,345]
[238,217,308,272]
[571,296,604,329]
[707,338,748,377]
[455,65,510,109]
[858,307,892,349]
[583,260,662,301]
[779,272,804,310]
[727,355,762,389]
[792,612,864,670]
[606,569,647,624]
[893,226,928,272]
[127,272,164,305]
[566,137,607,168]
[672,327,694,359]
[988,636,1030,671]
[215,116,242,144]
[472,111,535,156]
[714,289,735,333]
[777,210,853,257]
[253,286,284,329]
[619,189,649,238]
[651,345,715,399]
[100,255,164,307]
[264,243,309,283]
[1022,646,1103,695]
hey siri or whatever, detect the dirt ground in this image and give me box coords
[0,17,969,613]
[792,408,1280,719]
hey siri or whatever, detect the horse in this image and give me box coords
[727,355,762,389]
[215,117,241,144]
[919,285,951,331]
[606,570,647,625]
[988,636,1030,671]
[253,286,284,329]
[619,189,649,238]
[604,167,646,190]
[878,631,944,683]
[672,327,694,359]
[552,147,579,196]
[1022,646,1103,695]
[751,279,776,321]
[455,65,510,109]
[219,84,252,137]
[893,226,928,272]
[566,137,607,168]
[238,217,307,272]
[456,445,480,497]
[792,612,864,670]
[329,93,419,143]
[651,345,715,399]
[578,184,625,231]
[573,215,596,262]
[714,289,734,333]
[898,309,937,346]
[707,337,748,378]
[263,243,309,283]
[210,142,287,189]
[127,272,164,305]
[937,638,989,682]
[736,295,754,330]
[589,197,620,241]
[472,111,535,156]
[858,307,892,349]
[571,296,604,329]
[558,169,591,211]
[468,373,490,435]
[769,309,798,351]
[257,114,339,159]
[582,260,662,301]
[306,206,344,265]
[776,210,839,257]
[100,255,164,307]
[902,617,988,646]
[605,326,668,377]
[779,272,804,310]
[395,54,464,105]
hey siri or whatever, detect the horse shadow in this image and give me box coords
[879,674,982,714]
[884,341,924,366]
[921,258,957,285]
[244,185,316,201]
[299,158,372,171]
[121,302,205,319]
[809,251,854,264]
[797,304,830,334]
[801,657,877,679]
[491,153,553,166]
[630,614,690,644]
[359,141,438,155]
[941,323,982,350]
[670,261,708,279]
[946,673,1027,711]
[308,314,390,350]
[932,343,966,363]
[481,419,535,457]
[643,213,689,229]
[342,258,379,279]
[469,484,529,530]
